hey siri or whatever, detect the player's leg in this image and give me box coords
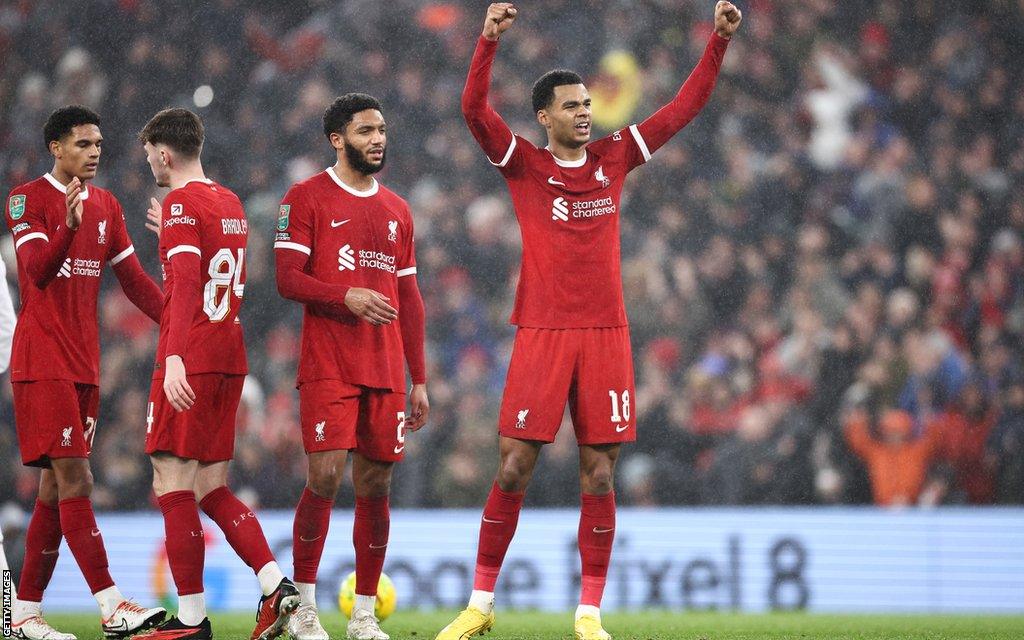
[345,388,407,640]
[196,461,299,640]
[438,328,572,640]
[149,453,210,629]
[14,472,60,612]
[576,444,620,623]
[569,326,636,640]
[195,461,283,593]
[9,470,76,640]
[289,380,360,640]
[347,453,394,640]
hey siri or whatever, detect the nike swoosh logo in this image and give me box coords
[41,548,60,555]
[369,543,388,549]
[482,517,504,524]
[615,424,630,432]
[299,535,323,542]
[593,527,614,534]
[547,177,566,186]
[394,445,404,454]
[331,219,351,227]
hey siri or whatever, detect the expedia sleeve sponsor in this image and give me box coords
[164,215,197,228]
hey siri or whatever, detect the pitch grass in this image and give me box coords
[43,610,1024,640]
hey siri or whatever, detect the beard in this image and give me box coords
[344,142,386,175]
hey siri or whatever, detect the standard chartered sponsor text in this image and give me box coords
[359,249,396,273]
[571,196,616,218]
[73,258,103,277]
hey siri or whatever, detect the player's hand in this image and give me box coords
[344,287,398,325]
[714,1,742,38]
[482,3,517,41]
[406,384,429,432]
[163,355,196,412]
[65,177,84,230]
[145,197,162,238]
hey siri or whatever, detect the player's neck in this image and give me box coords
[546,138,586,163]
[49,165,84,186]
[167,162,207,190]
[331,160,375,191]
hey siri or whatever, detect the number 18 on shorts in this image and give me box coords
[498,326,637,445]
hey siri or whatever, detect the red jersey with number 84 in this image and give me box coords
[154,179,247,378]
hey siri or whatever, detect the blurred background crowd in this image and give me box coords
[1,0,1022,516]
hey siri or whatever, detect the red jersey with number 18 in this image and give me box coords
[154,179,247,379]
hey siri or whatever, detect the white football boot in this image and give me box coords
[287,604,330,640]
[100,599,166,637]
[346,609,389,640]
[10,615,78,640]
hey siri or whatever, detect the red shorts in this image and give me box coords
[499,327,636,445]
[12,380,99,468]
[145,373,244,463]
[299,380,407,462]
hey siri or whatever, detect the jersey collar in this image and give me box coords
[545,147,588,168]
[43,172,90,200]
[183,178,214,187]
[326,167,378,197]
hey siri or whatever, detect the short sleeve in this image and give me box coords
[396,206,416,278]
[161,194,201,260]
[106,197,136,265]
[273,185,314,258]
[7,188,50,251]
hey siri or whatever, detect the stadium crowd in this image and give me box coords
[1,0,1022,514]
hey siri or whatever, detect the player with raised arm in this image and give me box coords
[274,93,428,640]
[134,108,299,640]
[437,3,742,639]
[4,105,167,640]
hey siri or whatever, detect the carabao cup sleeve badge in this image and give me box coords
[8,194,26,220]
[277,204,291,231]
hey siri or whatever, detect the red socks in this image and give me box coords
[578,491,616,607]
[58,497,114,594]
[158,491,205,596]
[199,486,274,573]
[292,487,333,584]
[18,500,62,601]
[473,482,525,592]
[353,496,390,596]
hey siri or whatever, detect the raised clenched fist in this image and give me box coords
[714,1,742,39]
[482,3,517,41]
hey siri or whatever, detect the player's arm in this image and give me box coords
[398,273,428,431]
[163,249,200,412]
[632,2,741,161]
[12,180,84,289]
[160,197,201,412]
[462,3,522,169]
[108,200,162,323]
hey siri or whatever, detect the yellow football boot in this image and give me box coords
[574,615,612,640]
[434,607,495,640]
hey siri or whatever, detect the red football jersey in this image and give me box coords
[275,168,417,392]
[5,174,137,384]
[154,179,247,378]
[480,127,645,328]
[463,34,729,329]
